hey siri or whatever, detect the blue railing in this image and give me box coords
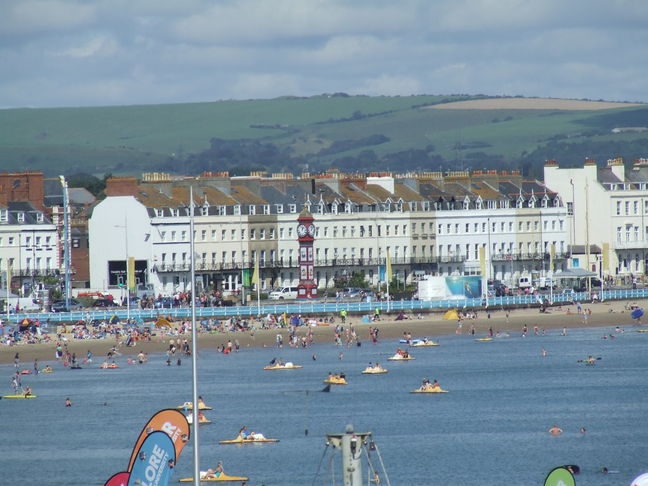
[6,288,648,326]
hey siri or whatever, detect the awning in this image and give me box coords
[553,268,597,279]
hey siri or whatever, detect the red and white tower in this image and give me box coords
[296,209,317,299]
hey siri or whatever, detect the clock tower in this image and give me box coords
[296,209,317,299]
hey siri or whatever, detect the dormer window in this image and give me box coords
[0,209,7,223]
[410,201,417,211]
[36,212,44,223]
[233,205,241,216]
[345,202,352,214]
[248,205,256,215]
[317,203,324,214]
[289,204,297,214]
[17,212,25,222]
[263,204,270,215]
[275,204,284,214]
[201,207,208,216]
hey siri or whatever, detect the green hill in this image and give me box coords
[1,94,647,178]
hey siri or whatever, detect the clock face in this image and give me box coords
[297,224,307,237]
[307,224,316,237]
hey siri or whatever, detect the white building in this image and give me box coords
[544,157,648,280]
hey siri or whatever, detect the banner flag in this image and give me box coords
[128,257,136,292]
[104,472,129,486]
[127,409,190,472]
[252,259,260,288]
[127,431,176,486]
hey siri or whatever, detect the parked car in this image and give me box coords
[51,299,83,312]
[268,287,299,300]
[92,298,118,308]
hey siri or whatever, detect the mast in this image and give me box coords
[326,424,372,486]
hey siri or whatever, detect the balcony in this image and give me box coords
[491,252,569,262]
[614,239,648,250]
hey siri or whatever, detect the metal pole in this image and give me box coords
[190,187,200,486]
[125,214,130,322]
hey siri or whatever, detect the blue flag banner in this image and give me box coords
[128,431,176,486]
[379,265,386,282]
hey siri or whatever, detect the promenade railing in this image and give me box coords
[6,288,648,326]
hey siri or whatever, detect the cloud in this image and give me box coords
[56,35,119,58]
[0,0,95,36]
[1,0,648,107]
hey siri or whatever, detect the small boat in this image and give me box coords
[264,362,302,370]
[3,394,37,399]
[20,369,33,375]
[42,368,53,373]
[387,355,415,361]
[177,401,213,410]
[219,436,279,445]
[100,363,119,369]
[410,339,439,347]
[410,387,449,394]
[323,375,348,385]
[362,367,388,374]
[475,337,493,342]
[179,473,249,482]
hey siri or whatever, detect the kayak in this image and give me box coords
[219,437,279,444]
[362,368,388,374]
[410,388,448,394]
[100,363,119,369]
[475,338,493,342]
[177,402,213,410]
[3,394,37,399]
[179,473,249,482]
[20,369,33,374]
[323,376,348,385]
[264,364,302,370]
[387,356,415,361]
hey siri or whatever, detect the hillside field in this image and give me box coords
[1,95,647,177]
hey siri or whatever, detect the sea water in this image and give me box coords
[1,325,647,486]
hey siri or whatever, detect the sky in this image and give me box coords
[1,0,648,109]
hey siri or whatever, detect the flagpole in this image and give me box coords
[5,264,10,323]
[189,186,200,486]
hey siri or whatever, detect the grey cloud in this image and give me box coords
[1,0,648,108]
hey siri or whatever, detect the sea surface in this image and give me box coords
[2,325,648,486]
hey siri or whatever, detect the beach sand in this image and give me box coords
[1,299,645,365]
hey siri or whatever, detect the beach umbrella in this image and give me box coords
[155,317,172,328]
[109,315,120,324]
[443,309,459,320]
[631,308,644,320]
[19,319,32,331]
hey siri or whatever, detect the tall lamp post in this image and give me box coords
[114,215,131,322]
[59,176,71,310]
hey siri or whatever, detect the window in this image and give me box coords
[181,231,187,241]
[171,231,176,241]
[36,212,44,222]
[280,228,285,238]
[241,229,246,239]
[534,221,539,231]
[201,230,206,240]
[634,201,638,215]
[289,204,297,213]
[275,204,284,214]
[263,205,270,215]
[625,201,630,215]
[269,228,275,239]
[250,229,256,239]
[0,210,8,222]
[221,229,226,240]
[437,224,442,235]
[45,236,51,246]
[234,205,241,216]
[17,212,25,222]
[249,205,256,215]
[260,228,266,239]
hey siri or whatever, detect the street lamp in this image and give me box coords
[114,215,130,322]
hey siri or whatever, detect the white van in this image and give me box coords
[268,286,299,300]
[518,276,532,289]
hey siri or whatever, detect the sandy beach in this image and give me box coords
[1,299,645,365]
